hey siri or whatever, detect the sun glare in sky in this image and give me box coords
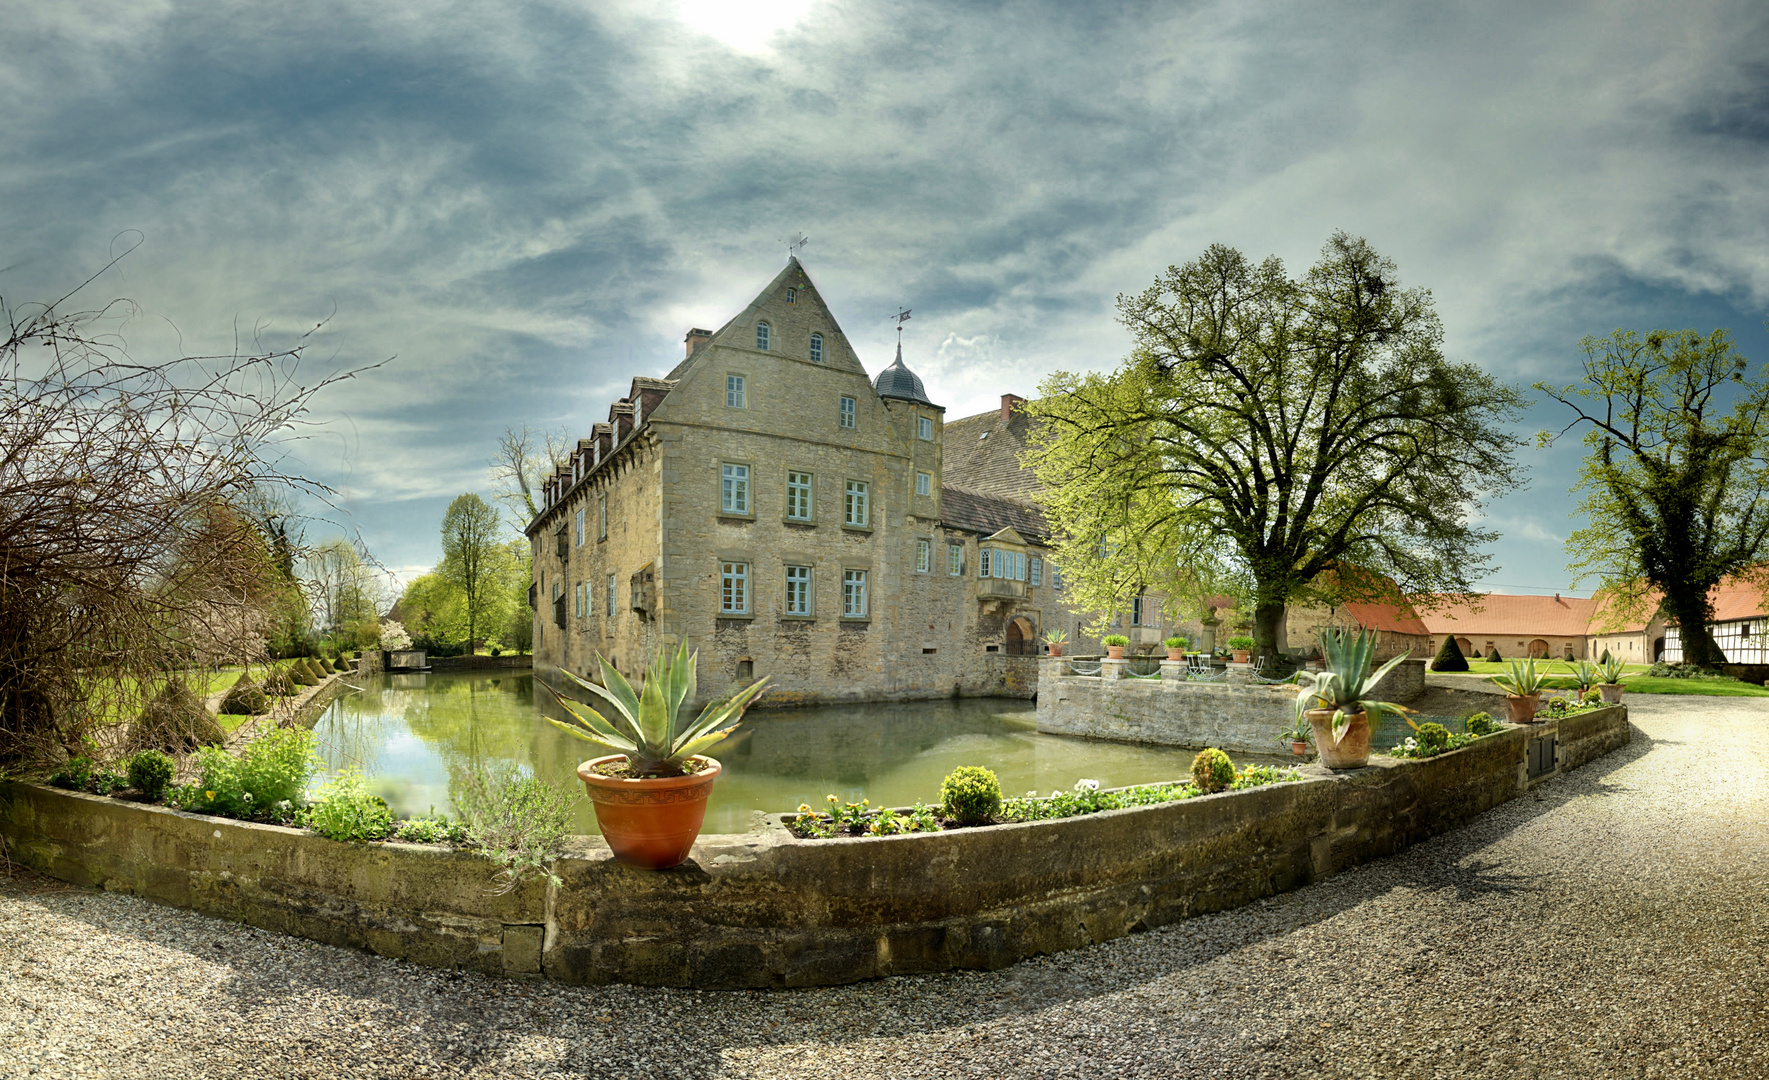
[671,0,820,53]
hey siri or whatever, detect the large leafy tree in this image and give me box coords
[439,493,507,651]
[1538,328,1769,668]
[1026,233,1525,660]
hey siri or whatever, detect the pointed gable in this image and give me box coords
[665,257,866,382]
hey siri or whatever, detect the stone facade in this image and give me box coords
[526,258,1099,706]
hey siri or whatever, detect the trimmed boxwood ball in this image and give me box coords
[127,749,175,801]
[940,766,1002,825]
[220,672,269,716]
[1191,748,1235,793]
[1431,635,1469,672]
[1415,722,1450,753]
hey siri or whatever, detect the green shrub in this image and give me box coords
[304,770,393,842]
[490,645,502,657]
[49,755,95,791]
[1430,635,1469,672]
[1101,634,1130,648]
[290,662,317,687]
[939,766,1002,825]
[1415,722,1450,753]
[1164,635,1189,650]
[1226,635,1256,650]
[392,817,468,845]
[1465,711,1498,736]
[1485,647,1501,662]
[454,766,580,892]
[1599,648,1612,665]
[261,665,297,697]
[127,750,175,801]
[1191,748,1235,793]
[128,681,225,753]
[186,727,318,821]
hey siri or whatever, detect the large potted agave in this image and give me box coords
[1596,653,1628,704]
[1490,658,1550,723]
[1293,627,1412,769]
[544,642,769,869]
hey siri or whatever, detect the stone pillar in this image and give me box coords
[1159,659,1186,682]
[1224,662,1254,685]
[1101,658,1129,680]
[1200,616,1220,656]
[1038,656,1067,687]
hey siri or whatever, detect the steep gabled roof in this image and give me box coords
[942,402,1042,500]
[664,256,865,382]
[941,485,1047,540]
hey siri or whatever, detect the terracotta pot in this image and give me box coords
[1167,648,1184,661]
[1306,708,1371,769]
[1291,740,1309,756]
[1106,645,1126,659]
[1047,644,1064,657]
[578,755,721,869]
[1233,650,1251,664]
[1505,693,1540,725]
[1598,683,1623,704]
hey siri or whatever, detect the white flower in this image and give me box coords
[1402,738,1418,749]
[1074,778,1101,791]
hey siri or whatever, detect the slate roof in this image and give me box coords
[873,343,936,406]
[941,404,1043,501]
[940,485,1048,541]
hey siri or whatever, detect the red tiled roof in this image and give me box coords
[1342,600,1432,637]
[1416,594,1600,637]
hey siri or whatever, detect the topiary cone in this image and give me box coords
[1431,635,1469,672]
[128,681,226,752]
[219,672,270,716]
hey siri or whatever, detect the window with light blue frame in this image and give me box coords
[726,374,746,409]
[809,333,823,363]
[839,395,856,429]
[755,322,771,350]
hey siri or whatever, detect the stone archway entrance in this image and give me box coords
[1456,637,1473,656]
[1528,638,1549,659]
[1005,617,1038,656]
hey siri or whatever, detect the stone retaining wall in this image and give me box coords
[1036,657,1427,752]
[0,707,1629,989]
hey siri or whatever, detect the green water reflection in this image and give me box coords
[311,671,1279,836]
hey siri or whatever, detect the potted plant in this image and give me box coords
[1164,635,1189,661]
[1489,658,1550,723]
[1293,627,1412,769]
[1596,653,1627,703]
[1226,634,1255,663]
[544,641,770,869]
[1566,658,1602,702]
[1043,629,1068,657]
[1278,718,1313,757]
[1102,634,1129,660]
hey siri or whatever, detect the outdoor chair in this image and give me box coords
[1186,654,1226,682]
[1252,655,1297,684]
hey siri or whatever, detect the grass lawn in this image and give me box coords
[1452,659,1653,676]
[1436,661,1769,697]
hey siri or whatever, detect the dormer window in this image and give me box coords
[810,333,823,363]
[756,322,771,350]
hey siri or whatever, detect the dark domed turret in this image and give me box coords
[873,343,935,406]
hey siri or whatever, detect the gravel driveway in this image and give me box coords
[4,695,1766,1079]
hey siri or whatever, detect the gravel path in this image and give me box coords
[4,697,1766,1079]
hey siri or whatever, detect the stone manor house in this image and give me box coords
[523,258,1155,706]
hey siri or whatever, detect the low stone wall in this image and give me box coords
[1036,657,1428,753]
[428,654,534,672]
[0,707,1629,989]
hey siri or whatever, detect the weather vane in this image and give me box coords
[894,307,911,345]
[786,232,809,259]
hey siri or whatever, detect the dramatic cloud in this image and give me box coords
[5,0,1767,589]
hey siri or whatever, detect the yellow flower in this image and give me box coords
[204,791,215,801]
[826,794,838,803]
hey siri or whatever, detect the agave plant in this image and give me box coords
[1598,653,1628,685]
[1489,658,1551,697]
[542,641,770,776]
[1043,628,1068,645]
[1293,627,1413,745]
[1567,659,1603,694]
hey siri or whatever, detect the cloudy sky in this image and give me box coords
[6,0,1768,595]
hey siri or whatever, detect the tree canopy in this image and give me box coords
[1025,233,1525,659]
[1538,328,1769,668]
[440,493,507,652]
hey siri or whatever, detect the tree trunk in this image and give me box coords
[1253,600,1287,666]
[1669,592,1723,669]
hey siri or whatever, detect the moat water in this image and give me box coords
[310,670,1288,836]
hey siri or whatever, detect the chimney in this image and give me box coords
[1000,393,1026,423]
[684,327,713,357]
